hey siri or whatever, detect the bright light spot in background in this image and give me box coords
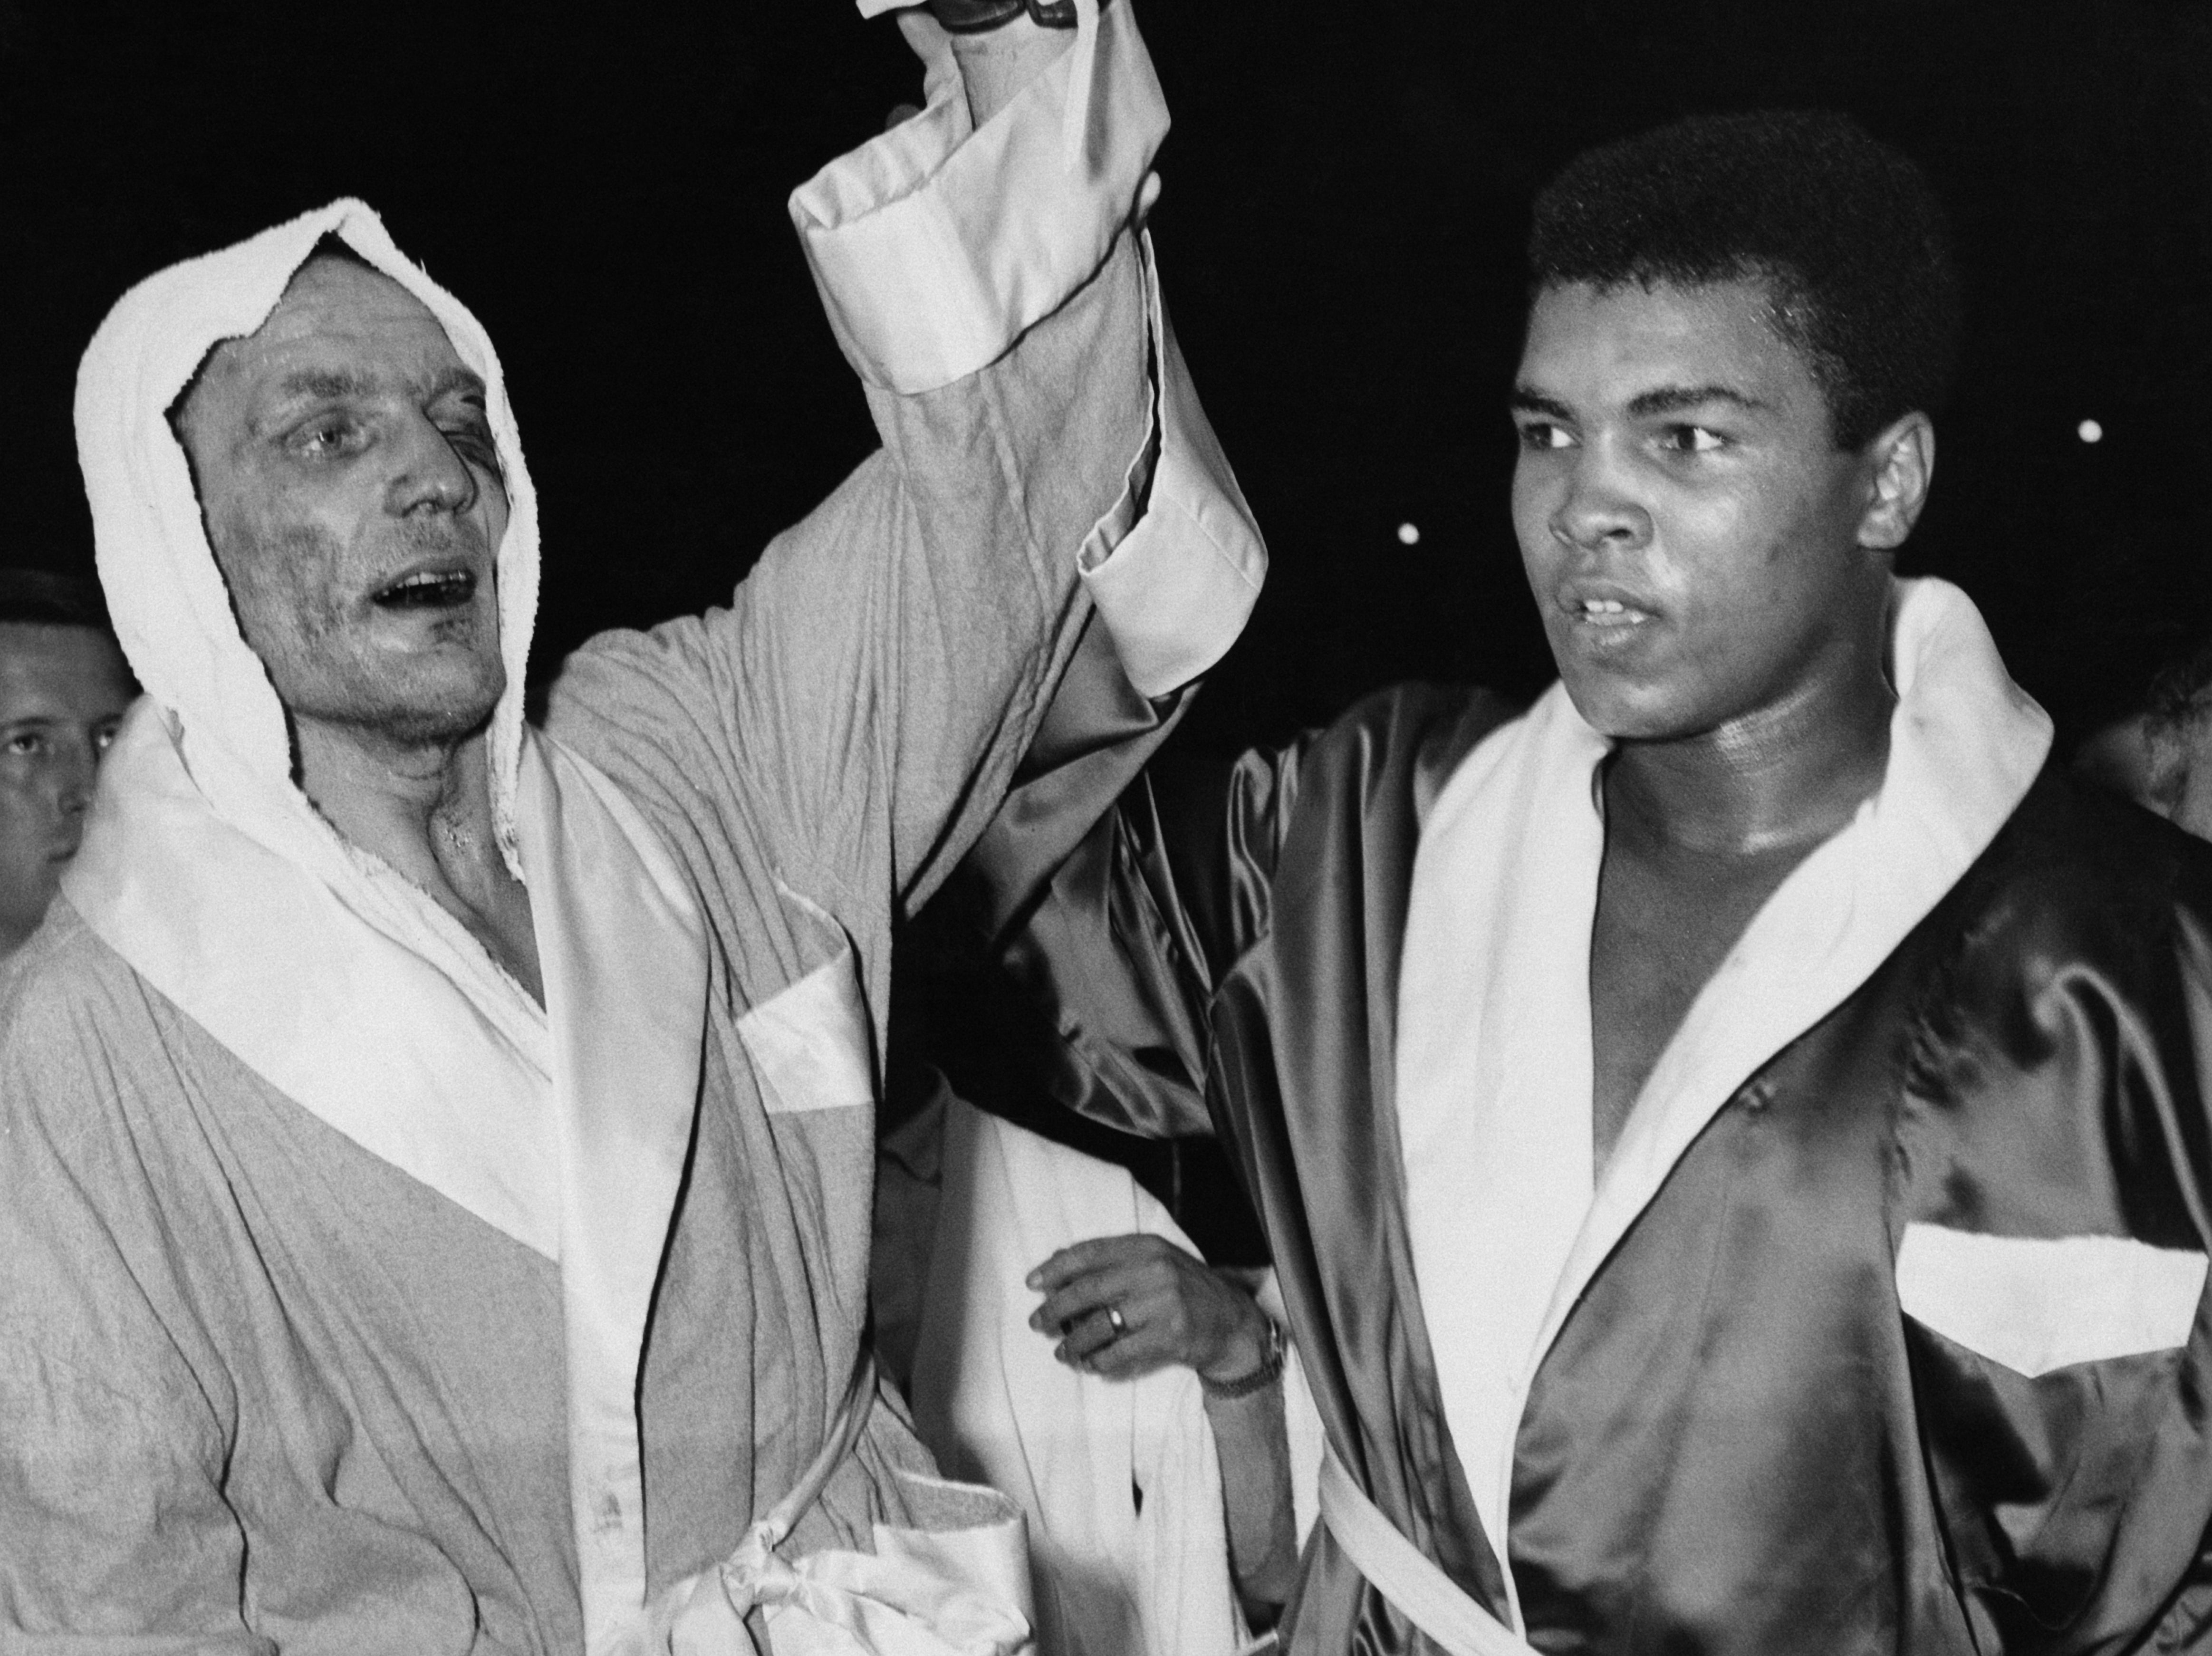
[1397,522,1421,546]
[2078,419,2103,444]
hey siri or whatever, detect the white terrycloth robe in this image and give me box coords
[0,9,1265,1653]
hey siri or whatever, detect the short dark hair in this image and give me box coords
[0,568,114,634]
[1528,110,1962,451]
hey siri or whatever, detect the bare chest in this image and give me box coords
[1588,848,1801,1168]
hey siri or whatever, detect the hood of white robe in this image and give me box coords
[74,197,540,882]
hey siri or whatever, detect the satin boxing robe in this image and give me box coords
[957,582,2212,1655]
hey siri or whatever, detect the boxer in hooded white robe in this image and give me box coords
[0,8,1264,1652]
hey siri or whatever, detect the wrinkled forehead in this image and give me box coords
[181,255,477,432]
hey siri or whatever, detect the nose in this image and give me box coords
[1550,443,1652,556]
[53,739,98,821]
[387,410,479,519]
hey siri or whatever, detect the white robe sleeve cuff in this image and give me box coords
[789,0,1169,395]
[1078,232,1267,700]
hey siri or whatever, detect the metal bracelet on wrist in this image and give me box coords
[925,0,1091,35]
[1200,1317,1286,1401]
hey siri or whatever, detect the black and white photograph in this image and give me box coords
[2,2,2210,1651]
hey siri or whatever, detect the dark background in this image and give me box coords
[3,1,2207,751]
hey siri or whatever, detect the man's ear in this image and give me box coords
[1856,411,1935,551]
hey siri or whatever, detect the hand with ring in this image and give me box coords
[1026,1233,1270,1384]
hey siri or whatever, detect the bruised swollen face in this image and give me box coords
[172,256,512,752]
[1509,278,1928,751]
[0,623,135,957]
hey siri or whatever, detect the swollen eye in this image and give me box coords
[447,428,502,472]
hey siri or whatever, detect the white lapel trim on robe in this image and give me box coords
[1395,578,2052,1618]
[65,703,563,1253]
[66,715,710,1650]
[66,196,711,1651]
[520,734,709,1653]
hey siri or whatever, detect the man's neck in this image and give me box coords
[1604,644,1896,866]
[295,717,543,1002]
[1586,627,1897,1173]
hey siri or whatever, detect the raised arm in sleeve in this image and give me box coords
[548,2,1264,932]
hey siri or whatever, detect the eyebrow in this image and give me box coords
[274,368,378,403]
[1510,382,1775,422]
[272,365,487,404]
[430,366,489,403]
[1509,387,1575,421]
[1624,383,1773,419]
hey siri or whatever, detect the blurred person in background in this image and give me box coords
[2077,642,2212,838]
[877,764,1318,1655]
[0,569,134,963]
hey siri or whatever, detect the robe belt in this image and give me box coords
[621,1353,1034,1656]
[1317,1452,1537,1656]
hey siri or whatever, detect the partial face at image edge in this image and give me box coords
[0,623,136,956]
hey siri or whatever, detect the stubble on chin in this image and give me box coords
[215,514,506,752]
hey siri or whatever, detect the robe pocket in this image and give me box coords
[738,944,876,1117]
[1895,1222,2206,1378]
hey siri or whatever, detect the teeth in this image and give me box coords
[375,568,477,609]
[1576,596,1649,626]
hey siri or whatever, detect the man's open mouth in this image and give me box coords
[373,568,478,611]
[1574,597,1653,628]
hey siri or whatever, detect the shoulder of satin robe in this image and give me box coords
[944,678,1519,1140]
[1893,762,2212,1651]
